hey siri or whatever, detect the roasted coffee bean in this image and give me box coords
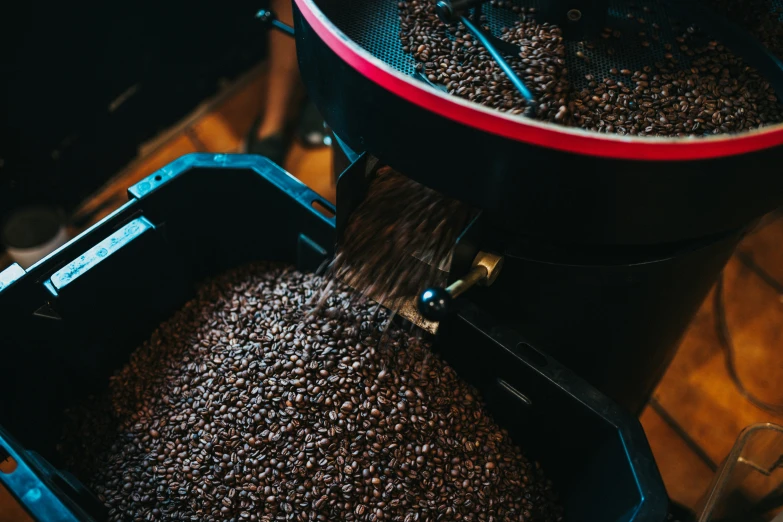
[59,263,562,522]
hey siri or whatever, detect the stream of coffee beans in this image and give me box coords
[329,166,473,305]
[399,0,783,136]
[59,263,562,522]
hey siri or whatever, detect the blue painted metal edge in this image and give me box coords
[50,217,154,291]
[128,153,336,228]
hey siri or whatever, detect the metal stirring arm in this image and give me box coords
[435,0,537,110]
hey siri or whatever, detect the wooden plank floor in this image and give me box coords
[649,221,783,510]
[66,65,335,232]
[3,61,783,518]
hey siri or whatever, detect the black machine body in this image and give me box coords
[332,142,746,413]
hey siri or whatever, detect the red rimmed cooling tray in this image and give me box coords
[295,0,783,160]
[293,0,783,244]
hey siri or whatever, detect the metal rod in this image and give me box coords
[256,10,295,37]
[459,15,535,107]
[445,265,488,298]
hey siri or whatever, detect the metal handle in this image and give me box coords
[256,9,295,37]
[417,251,503,321]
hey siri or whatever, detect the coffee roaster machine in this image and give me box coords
[294,0,783,415]
[2,0,783,520]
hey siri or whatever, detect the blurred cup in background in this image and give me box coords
[2,205,68,269]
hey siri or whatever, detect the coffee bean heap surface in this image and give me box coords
[330,166,473,303]
[59,263,562,522]
[398,0,783,136]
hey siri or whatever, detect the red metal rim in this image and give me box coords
[296,0,783,161]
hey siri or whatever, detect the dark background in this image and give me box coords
[0,1,267,221]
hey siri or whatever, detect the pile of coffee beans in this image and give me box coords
[330,166,473,303]
[570,37,783,136]
[397,0,783,136]
[59,263,562,522]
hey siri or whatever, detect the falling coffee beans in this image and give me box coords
[329,165,473,304]
[59,263,562,522]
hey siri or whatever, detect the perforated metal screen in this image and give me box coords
[315,0,781,92]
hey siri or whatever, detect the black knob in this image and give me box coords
[256,9,273,22]
[417,287,452,321]
[436,0,490,22]
[435,1,457,23]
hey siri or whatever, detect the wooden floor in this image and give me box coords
[3,62,783,518]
